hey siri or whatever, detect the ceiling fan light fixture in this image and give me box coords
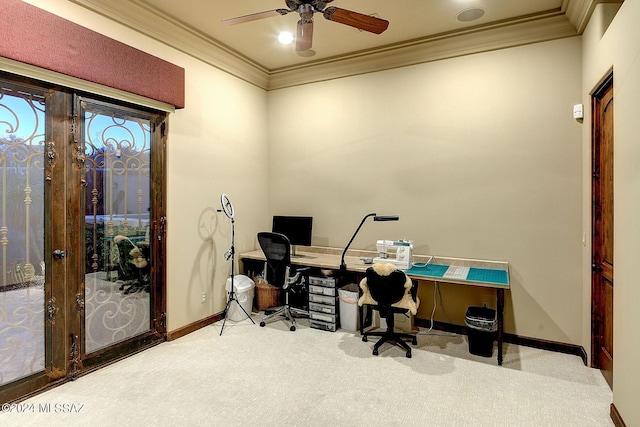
[296,19,314,51]
[299,3,314,20]
[296,49,316,57]
[278,31,294,44]
[456,7,486,23]
[222,0,389,55]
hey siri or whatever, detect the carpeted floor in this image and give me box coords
[2,313,613,426]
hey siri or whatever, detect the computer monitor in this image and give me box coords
[272,215,313,256]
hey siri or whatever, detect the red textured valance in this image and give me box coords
[0,0,185,109]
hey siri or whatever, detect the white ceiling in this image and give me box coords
[145,0,566,70]
[69,0,606,89]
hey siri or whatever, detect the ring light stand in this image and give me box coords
[219,194,255,335]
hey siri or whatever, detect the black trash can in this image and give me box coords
[465,306,497,357]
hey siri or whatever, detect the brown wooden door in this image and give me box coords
[591,73,614,388]
[0,73,167,404]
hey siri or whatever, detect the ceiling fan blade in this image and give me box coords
[222,9,290,26]
[322,7,389,34]
[296,20,314,52]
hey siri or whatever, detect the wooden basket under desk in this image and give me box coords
[254,278,281,311]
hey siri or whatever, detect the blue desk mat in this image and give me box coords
[406,264,448,277]
[406,264,509,286]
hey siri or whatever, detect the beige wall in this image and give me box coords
[268,37,584,343]
[165,66,269,330]
[582,3,640,425]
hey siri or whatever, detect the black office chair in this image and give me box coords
[257,232,309,331]
[358,263,420,358]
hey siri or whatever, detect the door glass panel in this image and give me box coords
[0,86,46,385]
[83,105,151,353]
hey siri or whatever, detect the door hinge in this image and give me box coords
[45,141,56,182]
[76,293,85,314]
[592,264,603,273]
[161,119,167,138]
[46,298,58,324]
[153,312,167,337]
[69,334,81,380]
[158,216,167,241]
[70,112,79,142]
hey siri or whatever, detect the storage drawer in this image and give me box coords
[310,311,338,324]
[309,293,335,305]
[309,285,336,296]
[308,276,337,288]
[309,319,337,332]
[309,302,337,315]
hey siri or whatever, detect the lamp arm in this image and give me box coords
[340,213,376,272]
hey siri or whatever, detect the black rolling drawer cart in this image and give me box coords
[307,276,339,331]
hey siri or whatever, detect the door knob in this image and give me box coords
[53,249,66,259]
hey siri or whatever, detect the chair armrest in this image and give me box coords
[284,266,311,289]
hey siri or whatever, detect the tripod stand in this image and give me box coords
[219,194,255,336]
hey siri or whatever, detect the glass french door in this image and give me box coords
[0,74,166,404]
[0,79,49,398]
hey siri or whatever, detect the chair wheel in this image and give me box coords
[260,321,265,327]
[373,348,379,356]
[290,325,296,331]
[412,337,418,345]
[406,350,412,358]
[362,336,368,342]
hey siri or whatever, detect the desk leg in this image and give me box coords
[497,288,504,365]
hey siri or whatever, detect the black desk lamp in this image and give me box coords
[340,213,399,273]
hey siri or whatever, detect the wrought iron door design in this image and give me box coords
[81,101,153,353]
[0,75,166,404]
[0,83,46,387]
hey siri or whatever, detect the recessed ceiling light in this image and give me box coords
[457,8,486,22]
[278,31,294,45]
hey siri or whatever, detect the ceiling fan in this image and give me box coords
[221,0,389,52]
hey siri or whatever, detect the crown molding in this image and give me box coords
[564,0,624,33]
[268,14,578,90]
[69,0,579,91]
